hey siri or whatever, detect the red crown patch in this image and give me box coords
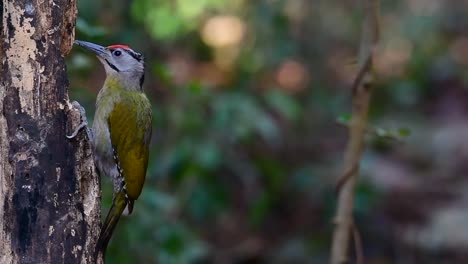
[107,44,131,50]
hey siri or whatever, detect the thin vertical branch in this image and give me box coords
[330,0,380,263]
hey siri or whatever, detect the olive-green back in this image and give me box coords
[109,93,152,200]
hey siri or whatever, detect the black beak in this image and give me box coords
[74,40,107,57]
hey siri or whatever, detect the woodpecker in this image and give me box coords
[70,40,152,255]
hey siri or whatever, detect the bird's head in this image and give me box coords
[75,40,145,88]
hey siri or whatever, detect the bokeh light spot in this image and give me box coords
[201,15,245,47]
[276,60,309,93]
[375,37,413,77]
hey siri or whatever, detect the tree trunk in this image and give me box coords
[0,0,102,263]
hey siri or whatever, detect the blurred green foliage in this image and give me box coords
[68,0,468,263]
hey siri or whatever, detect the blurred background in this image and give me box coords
[67,0,468,263]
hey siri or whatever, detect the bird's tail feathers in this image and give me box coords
[95,191,128,258]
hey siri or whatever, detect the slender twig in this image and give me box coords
[335,162,359,195]
[353,224,364,264]
[330,0,380,263]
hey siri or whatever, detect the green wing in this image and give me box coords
[109,94,152,201]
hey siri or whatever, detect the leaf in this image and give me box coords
[398,127,411,137]
[264,89,301,121]
[337,113,352,125]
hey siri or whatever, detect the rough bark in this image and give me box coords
[0,0,101,263]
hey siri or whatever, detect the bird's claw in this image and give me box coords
[66,121,88,139]
[67,101,93,141]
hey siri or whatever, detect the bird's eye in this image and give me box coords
[113,50,122,57]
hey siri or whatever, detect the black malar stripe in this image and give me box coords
[105,59,120,72]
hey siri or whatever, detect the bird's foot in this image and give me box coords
[67,101,93,141]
